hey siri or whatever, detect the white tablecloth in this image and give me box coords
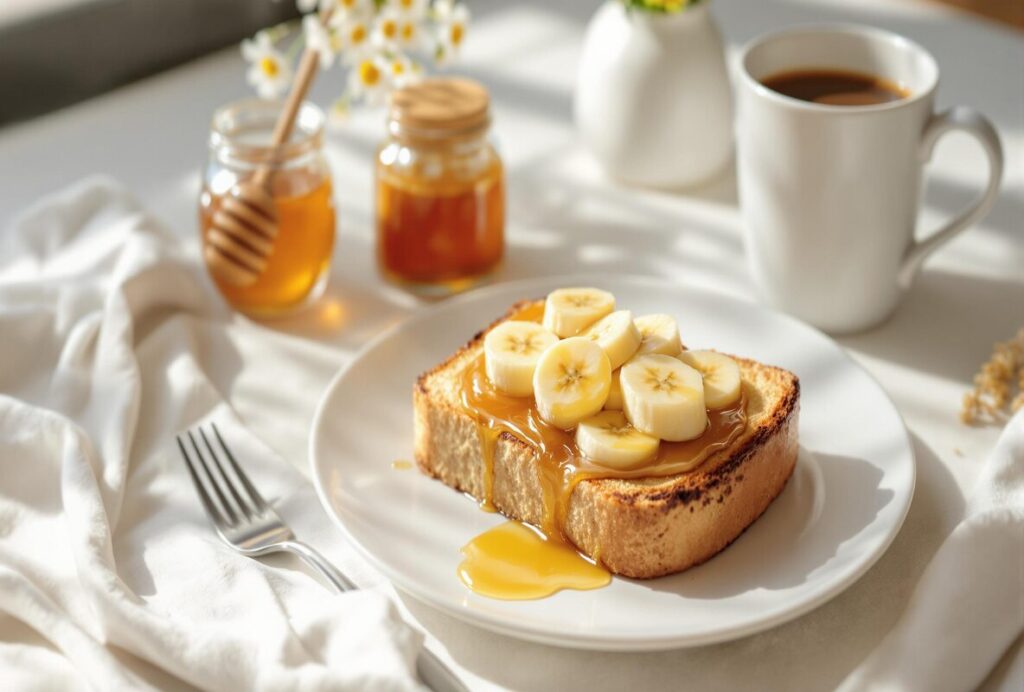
[0,180,424,691]
[0,0,1021,690]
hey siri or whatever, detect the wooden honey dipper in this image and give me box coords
[205,8,333,287]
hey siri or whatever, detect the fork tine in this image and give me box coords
[176,435,225,526]
[212,423,270,513]
[188,430,239,525]
[199,427,255,520]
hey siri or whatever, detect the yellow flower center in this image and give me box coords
[381,19,397,39]
[351,24,367,43]
[400,22,415,41]
[259,57,279,77]
[450,22,464,46]
[400,0,413,7]
[392,61,406,75]
[341,0,356,8]
[359,60,381,87]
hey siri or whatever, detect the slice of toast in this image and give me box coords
[414,300,800,579]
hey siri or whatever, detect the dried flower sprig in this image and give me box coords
[961,327,1024,425]
[242,0,469,114]
[622,0,704,14]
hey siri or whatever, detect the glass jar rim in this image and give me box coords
[209,99,325,165]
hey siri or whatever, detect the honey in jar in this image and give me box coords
[199,100,335,316]
[376,78,505,296]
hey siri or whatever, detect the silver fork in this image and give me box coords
[176,423,467,692]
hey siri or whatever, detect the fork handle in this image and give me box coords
[279,541,469,692]
[280,540,357,592]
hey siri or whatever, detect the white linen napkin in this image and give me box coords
[0,178,423,691]
[839,410,1024,692]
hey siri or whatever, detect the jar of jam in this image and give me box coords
[199,100,335,316]
[376,78,505,295]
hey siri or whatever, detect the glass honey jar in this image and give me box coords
[199,100,335,316]
[376,78,505,295]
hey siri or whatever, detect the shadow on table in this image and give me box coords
[924,176,1024,256]
[498,146,747,286]
[246,230,424,348]
[400,433,962,692]
[840,268,1024,384]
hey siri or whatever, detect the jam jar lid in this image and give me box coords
[388,77,491,142]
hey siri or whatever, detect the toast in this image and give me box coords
[414,300,800,579]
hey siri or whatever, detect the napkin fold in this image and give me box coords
[0,179,423,691]
[840,410,1024,692]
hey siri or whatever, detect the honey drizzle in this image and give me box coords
[477,426,500,512]
[458,303,748,550]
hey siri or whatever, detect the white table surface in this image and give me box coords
[1,0,1021,689]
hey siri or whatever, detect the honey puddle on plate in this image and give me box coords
[458,521,610,600]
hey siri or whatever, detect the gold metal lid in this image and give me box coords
[388,77,490,140]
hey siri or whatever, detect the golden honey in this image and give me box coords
[375,78,505,295]
[458,521,610,600]
[376,158,504,289]
[199,174,335,315]
[199,99,335,316]
[456,302,748,599]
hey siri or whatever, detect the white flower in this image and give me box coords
[385,53,421,89]
[321,0,373,25]
[372,9,402,51]
[303,14,336,68]
[395,17,423,51]
[347,54,391,105]
[241,32,293,99]
[296,0,318,13]
[434,2,469,64]
[335,15,374,64]
[387,0,427,20]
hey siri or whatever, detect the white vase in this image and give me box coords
[574,1,734,188]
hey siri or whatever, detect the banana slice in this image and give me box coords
[576,411,660,469]
[634,314,682,356]
[604,369,623,410]
[677,350,742,409]
[620,354,707,441]
[533,337,612,430]
[542,287,615,338]
[580,310,642,369]
[484,321,559,396]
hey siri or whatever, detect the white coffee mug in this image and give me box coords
[737,25,1003,334]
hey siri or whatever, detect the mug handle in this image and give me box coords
[898,106,1004,289]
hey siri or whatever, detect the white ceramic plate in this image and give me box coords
[310,275,915,651]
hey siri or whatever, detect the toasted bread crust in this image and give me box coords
[414,300,800,578]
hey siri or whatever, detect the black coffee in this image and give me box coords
[761,68,909,106]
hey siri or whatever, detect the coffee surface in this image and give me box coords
[762,69,909,106]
